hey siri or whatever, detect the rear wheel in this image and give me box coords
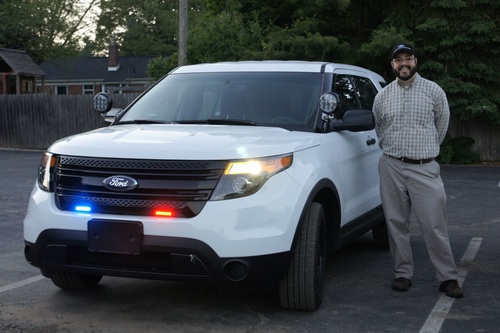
[50,271,103,289]
[372,222,390,249]
[279,202,326,311]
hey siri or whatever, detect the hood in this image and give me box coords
[48,124,320,160]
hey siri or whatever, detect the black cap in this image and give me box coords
[391,43,415,59]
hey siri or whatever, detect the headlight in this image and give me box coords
[211,154,293,200]
[37,152,56,192]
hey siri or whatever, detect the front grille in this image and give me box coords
[54,155,228,217]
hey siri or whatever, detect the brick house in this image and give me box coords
[0,48,45,94]
[38,40,154,95]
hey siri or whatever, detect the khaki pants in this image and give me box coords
[378,154,458,282]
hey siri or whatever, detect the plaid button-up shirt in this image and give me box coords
[372,73,450,160]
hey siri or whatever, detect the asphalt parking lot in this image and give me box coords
[0,149,499,333]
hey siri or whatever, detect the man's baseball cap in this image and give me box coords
[391,43,415,59]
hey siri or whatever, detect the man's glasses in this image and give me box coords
[392,56,415,65]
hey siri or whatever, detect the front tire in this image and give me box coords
[50,271,102,289]
[279,202,326,311]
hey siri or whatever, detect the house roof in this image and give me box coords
[39,56,154,84]
[0,48,45,77]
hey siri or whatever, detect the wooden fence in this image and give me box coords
[0,94,499,161]
[0,94,139,149]
[448,116,500,162]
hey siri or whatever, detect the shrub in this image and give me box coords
[439,134,480,164]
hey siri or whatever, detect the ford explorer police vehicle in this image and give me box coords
[24,61,388,311]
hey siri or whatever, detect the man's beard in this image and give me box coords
[393,65,417,81]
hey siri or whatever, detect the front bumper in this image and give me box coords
[25,229,292,284]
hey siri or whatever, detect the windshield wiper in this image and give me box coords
[206,119,257,126]
[173,120,209,124]
[117,119,258,126]
[116,119,169,125]
[173,119,257,126]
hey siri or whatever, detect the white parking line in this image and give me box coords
[419,237,483,333]
[0,275,45,294]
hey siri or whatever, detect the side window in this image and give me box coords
[83,85,94,95]
[352,76,378,110]
[56,86,68,95]
[332,75,361,119]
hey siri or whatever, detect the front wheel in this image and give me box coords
[50,271,103,289]
[279,202,326,311]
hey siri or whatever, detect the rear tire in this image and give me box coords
[279,202,326,311]
[51,271,102,289]
[372,222,390,249]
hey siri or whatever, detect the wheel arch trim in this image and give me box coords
[291,178,341,254]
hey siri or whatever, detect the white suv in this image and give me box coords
[24,61,388,311]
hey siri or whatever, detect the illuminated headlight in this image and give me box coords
[37,152,56,192]
[211,154,293,200]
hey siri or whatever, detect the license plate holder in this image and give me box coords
[88,219,143,254]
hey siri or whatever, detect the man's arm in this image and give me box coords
[434,90,450,144]
[372,94,384,149]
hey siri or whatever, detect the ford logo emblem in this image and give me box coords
[103,175,139,192]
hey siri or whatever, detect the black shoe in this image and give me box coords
[439,280,464,298]
[392,277,412,292]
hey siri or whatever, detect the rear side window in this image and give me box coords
[352,76,378,110]
[332,75,361,119]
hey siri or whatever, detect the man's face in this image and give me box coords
[391,51,417,81]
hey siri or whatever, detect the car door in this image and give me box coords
[332,71,382,224]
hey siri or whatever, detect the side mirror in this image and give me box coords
[331,110,375,132]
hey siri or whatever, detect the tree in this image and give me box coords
[188,9,266,63]
[415,0,500,123]
[4,0,492,124]
[0,0,99,62]
[188,0,387,64]
[95,0,183,57]
[361,0,500,124]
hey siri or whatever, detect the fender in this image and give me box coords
[290,178,341,256]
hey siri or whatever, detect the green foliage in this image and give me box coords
[261,22,352,62]
[95,0,181,57]
[357,26,414,78]
[439,134,480,164]
[0,0,98,62]
[0,0,497,128]
[431,0,467,9]
[147,55,178,81]
[416,0,499,124]
[366,0,500,125]
[188,10,266,63]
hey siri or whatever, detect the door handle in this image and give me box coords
[366,138,376,146]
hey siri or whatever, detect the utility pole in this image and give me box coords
[178,0,188,66]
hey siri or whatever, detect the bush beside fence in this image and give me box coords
[447,117,500,162]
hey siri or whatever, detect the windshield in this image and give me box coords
[119,72,323,131]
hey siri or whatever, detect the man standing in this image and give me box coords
[372,43,463,298]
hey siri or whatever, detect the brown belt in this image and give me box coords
[385,154,435,165]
